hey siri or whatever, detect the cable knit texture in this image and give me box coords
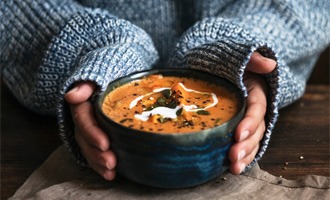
[1,0,329,167]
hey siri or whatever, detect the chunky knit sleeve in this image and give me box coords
[1,0,158,165]
[170,0,330,168]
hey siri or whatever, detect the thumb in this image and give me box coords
[246,52,277,74]
[64,81,97,104]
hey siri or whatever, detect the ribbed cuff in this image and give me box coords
[47,11,158,165]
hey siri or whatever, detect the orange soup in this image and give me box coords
[102,74,239,133]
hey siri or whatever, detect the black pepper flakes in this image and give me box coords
[119,118,129,123]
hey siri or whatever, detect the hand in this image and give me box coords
[65,82,117,180]
[228,52,277,174]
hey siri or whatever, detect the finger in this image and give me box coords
[75,131,117,181]
[71,101,110,151]
[246,52,277,74]
[229,121,265,164]
[97,166,117,181]
[230,143,260,175]
[65,81,97,104]
[235,77,267,142]
[75,130,117,169]
[229,122,265,174]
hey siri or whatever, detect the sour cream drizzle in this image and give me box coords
[130,83,218,122]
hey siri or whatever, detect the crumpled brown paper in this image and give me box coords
[9,145,330,200]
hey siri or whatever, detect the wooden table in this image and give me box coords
[1,84,329,199]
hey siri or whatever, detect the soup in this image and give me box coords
[102,74,240,133]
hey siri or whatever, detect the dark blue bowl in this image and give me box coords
[95,68,246,188]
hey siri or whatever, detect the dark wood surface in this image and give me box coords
[1,84,329,199]
[259,84,329,179]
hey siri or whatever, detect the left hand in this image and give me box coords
[65,82,117,181]
[228,52,277,174]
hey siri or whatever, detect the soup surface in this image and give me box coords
[102,74,240,133]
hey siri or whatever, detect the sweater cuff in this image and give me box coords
[50,10,158,166]
[175,41,280,168]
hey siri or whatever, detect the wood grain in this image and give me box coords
[258,85,330,179]
[1,84,329,199]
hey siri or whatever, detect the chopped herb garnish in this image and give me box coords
[176,107,183,116]
[161,89,172,98]
[196,110,210,115]
[215,118,221,126]
[157,117,170,123]
[145,107,153,111]
[157,97,166,106]
[168,100,178,108]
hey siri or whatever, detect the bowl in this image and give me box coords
[94,68,246,188]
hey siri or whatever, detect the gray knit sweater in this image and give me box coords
[1,0,329,168]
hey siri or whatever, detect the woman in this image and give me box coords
[1,0,329,181]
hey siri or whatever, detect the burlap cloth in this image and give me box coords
[9,145,329,200]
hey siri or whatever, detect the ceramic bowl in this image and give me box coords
[94,68,246,188]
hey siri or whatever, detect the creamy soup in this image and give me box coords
[102,74,240,133]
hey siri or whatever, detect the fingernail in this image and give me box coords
[67,85,79,94]
[106,162,113,170]
[104,171,115,181]
[240,163,246,173]
[238,150,246,161]
[239,130,249,141]
[267,59,277,67]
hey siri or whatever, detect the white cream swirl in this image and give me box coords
[130,83,218,121]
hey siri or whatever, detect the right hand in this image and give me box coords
[228,52,276,174]
[64,81,117,181]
